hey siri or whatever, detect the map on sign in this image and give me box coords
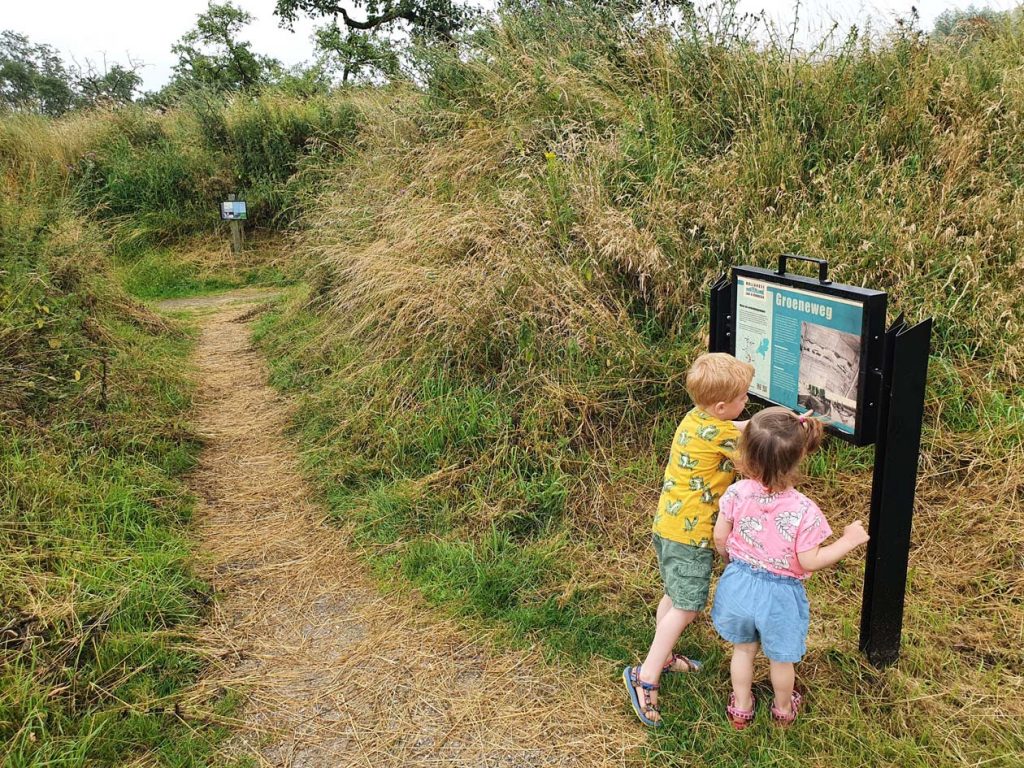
[735,275,865,434]
[220,200,247,220]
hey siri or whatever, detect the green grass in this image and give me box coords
[5,3,1024,766]
[0,160,240,763]
[116,244,290,300]
[254,282,1022,768]
[0,313,247,767]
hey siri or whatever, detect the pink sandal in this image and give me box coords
[771,691,802,726]
[726,693,755,730]
[661,653,703,674]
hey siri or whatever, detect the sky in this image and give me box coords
[4,0,1021,93]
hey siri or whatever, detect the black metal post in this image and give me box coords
[709,274,733,353]
[859,316,933,666]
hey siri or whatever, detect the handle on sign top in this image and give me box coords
[777,254,831,285]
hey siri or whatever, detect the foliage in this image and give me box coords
[170,1,282,93]
[0,127,237,767]
[0,30,144,115]
[0,30,75,116]
[314,22,401,83]
[70,108,228,245]
[276,0,480,41]
[75,61,143,107]
[57,89,364,240]
[931,4,1017,41]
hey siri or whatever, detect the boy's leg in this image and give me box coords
[769,660,796,715]
[655,595,698,670]
[628,605,698,723]
[730,642,759,711]
[656,594,673,624]
[639,606,698,686]
[656,594,686,670]
[632,537,710,716]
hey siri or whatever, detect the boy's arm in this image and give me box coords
[713,515,732,564]
[797,521,869,572]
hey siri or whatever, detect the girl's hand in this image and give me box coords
[842,520,869,548]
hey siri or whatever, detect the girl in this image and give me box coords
[710,407,869,727]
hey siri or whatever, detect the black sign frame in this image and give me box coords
[711,256,932,666]
[712,256,888,447]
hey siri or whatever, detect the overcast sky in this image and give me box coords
[4,1,1020,93]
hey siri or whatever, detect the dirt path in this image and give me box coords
[154,287,282,312]
[163,291,643,767]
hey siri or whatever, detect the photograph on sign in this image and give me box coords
[797,324,860,430]
[735,275,865,435]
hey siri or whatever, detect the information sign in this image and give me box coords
[709,255,932,665]
[720,258,887,446]
[220,200,248,220]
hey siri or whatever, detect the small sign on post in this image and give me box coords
[710,255,932,667]
[220,195,247,254]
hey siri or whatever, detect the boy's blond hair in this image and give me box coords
[686,352,754,408]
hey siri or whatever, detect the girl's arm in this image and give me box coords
[797,521,869,572]
[713,514,732,564]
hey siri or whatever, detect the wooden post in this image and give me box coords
[228,193,243,255]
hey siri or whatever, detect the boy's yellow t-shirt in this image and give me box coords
[652,408,741,548]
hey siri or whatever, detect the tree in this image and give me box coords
[275,0,478,42]
[75,60,143,107]
[171,2,281,92]
[932,5,1009,42]
[313,21,399,83]
[0,30,75,115]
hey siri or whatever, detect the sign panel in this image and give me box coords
[736,276,864,434]
[727,264,887,446]
[220,200,248,220]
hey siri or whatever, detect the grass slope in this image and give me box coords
[0,124,240,766]
[255,7,1024,767]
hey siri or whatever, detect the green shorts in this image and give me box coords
[653,534,714,612]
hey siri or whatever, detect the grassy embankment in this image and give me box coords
[0,118,244,766]
[254,7,1023,767]
[62,92,361,300]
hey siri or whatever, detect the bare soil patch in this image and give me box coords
[172,292,642,767]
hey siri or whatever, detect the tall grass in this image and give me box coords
[1,113,238,767]
[256,4,1024,766]
[65,91,363,248]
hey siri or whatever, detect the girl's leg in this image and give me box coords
[730,642,759,711]
[769,660,796,716]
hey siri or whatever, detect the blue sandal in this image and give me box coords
[622,665,661,727]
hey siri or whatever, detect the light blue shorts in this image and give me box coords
[711,559,810,663]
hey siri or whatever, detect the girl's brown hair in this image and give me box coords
[736,407,824,492]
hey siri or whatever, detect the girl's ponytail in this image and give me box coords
[798,413,824,454]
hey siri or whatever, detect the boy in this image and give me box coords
[623,352,754,727]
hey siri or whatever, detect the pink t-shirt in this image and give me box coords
[718,479,833,579]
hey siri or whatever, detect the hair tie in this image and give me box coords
[798,414,807,425]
